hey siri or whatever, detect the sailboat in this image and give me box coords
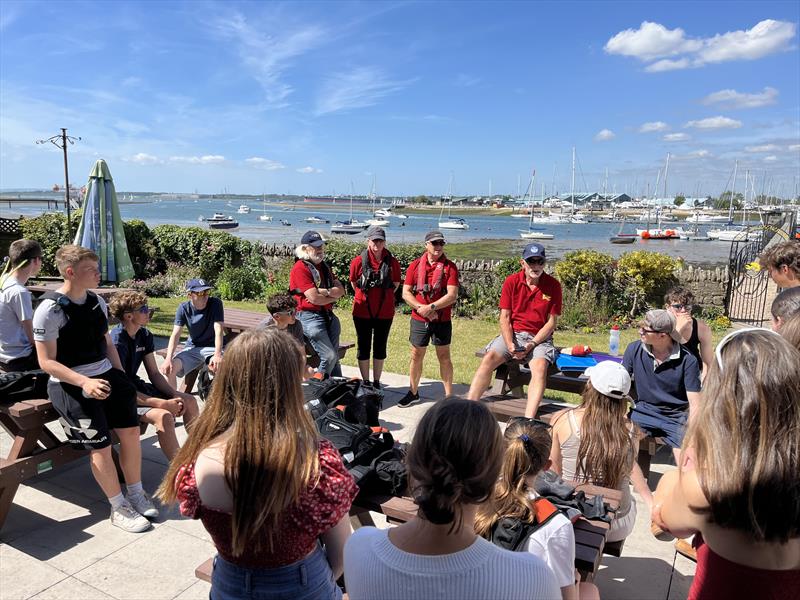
[520,173,554,240]
[637,154,680,239]
[710,167,759,242]
[258,194,272,221]
[438,172,470,230]
[331,183,369,234]
[610,217,637,244]
[366,175,390,226]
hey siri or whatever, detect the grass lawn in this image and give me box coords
[147,297,726,404]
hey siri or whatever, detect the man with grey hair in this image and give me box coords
[622,309,701,463]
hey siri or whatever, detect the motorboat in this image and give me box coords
[237,204,250,214]
[366,217,390,227]
[207,214,239,230]
[304,216,329,224]
[280,219,292,227]
[258,214,273,222]
[637,227,680,239]
[396,214,408,220]
[374,208,393,218]
[331,220,369,234]
[520,230,554,240]
[570,212,589,224]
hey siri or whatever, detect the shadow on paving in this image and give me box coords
[595,555,695,600]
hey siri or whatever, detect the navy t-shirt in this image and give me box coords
[174,297,224,348]
[622,340,701,419]
[111,325,155,391]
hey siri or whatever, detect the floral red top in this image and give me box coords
[176,439,358,569]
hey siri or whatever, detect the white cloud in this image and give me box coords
[454,74,481,87]
[789,144,800,152]
[663,133,689,142]
[764,155,778,162]
[125,152,159,165]
[745,144,779,152]
[701,87,778,109]
[687,149,711,158]
[639,121,669,133]
[245,157,285,170]
[594,129,615,141]
[685,116,742,130]
[606,20,796,72]
[297,166,322,174]
[169,155,225,164]
[315,67,413,116]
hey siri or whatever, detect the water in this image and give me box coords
[2,196,745,265]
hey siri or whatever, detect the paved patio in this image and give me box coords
[1,364,696,600]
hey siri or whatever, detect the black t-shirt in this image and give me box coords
[110,325,155,392]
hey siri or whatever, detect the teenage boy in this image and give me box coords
[0,239,43,373]
[160,278,224,389]
[398,231,459,406]
[759,240,800,289]
[109,291,199,460]
[467,243,562,417]
[33,245,155,533]
[770,287,800,331]
[259,292,305,344]
[663,286,713,376]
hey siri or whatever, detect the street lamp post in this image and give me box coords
[36,128,81,239]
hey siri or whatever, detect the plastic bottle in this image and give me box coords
[609,325,620,357]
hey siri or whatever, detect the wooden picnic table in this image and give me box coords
[27,283,134,302]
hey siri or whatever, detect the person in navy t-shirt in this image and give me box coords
[160,278,225,389]
[109,291,198,460]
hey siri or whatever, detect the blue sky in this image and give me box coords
[1,1,798,198]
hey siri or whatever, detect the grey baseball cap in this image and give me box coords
[425,230,445,243]
[644,309,682,342]
[366,225,386,241]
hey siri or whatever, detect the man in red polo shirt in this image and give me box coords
[398,230,460,407]
[467,243,562,417]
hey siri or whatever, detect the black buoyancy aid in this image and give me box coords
[301,259,334,289]
[413,254,448,301]
[356,250,394,291]
[41,291,108,368]
[489,497,562,552]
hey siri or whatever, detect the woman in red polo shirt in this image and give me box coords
[349,226,401,388]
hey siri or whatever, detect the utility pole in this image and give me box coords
[36,128,81,239]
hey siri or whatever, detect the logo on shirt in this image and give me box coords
[136,346,146,352]
[542,294,551,301]
[33,327,45,335]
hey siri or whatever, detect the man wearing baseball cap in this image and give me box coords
[467,242,562,417]
[161,278,225,390]
[290,231,346,377]
[398,231,460,406]
[622,309,701,462]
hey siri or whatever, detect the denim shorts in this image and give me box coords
[211,544,341,600]
[484,332,556,364]
[173,345,217,377]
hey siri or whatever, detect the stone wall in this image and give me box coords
[674,265,729,308]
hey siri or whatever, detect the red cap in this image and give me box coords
[611,325,620,330]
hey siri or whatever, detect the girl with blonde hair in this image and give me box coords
[653,329,800,599]
[158,328,357,600]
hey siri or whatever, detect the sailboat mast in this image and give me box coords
[729,161,738,225]
[570,147,575,210]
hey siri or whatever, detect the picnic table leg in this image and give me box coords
[0,477,21,530]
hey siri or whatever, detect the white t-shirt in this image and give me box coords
[344,526,560,600]
[522,496,576,589]
[0,276,34,362]
[32,292,112,382]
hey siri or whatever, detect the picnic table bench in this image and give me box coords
[0,375,87,529]
[193,483,622,584]
[27,283,134,303]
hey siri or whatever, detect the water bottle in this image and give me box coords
[609,326,620,357]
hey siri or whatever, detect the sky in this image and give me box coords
[1,1,799,198]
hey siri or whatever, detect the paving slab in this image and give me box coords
[28,576,116,600]
[0,544,67,600]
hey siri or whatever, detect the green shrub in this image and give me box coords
[122,219,157,279]
[554,250,615,294]
[614,251,680,316]
[122,262,196,297]
[216,265,267,301]
[558,286,618,330]
[18,212,82,276]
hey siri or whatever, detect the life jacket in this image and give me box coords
[356,249,394,291]
[412,254,449,302]
[291,259,335,309]
[489,497,562,552]
[41,291,108,368]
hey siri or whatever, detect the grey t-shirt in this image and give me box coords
[32,292,112,381]
[258,315,305,345]
[0,276,34,362]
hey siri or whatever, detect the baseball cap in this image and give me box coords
[584,361,632,400]
[644,309,682,342]
[186,278,212,293]
[425,230,445,243]
[366,225,386,241]
[522,243,546,260]
[301,230,325,247]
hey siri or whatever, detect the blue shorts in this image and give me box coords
[631,409,686,449]
[173,345,218,377]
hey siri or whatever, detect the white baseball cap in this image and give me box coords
[583,361,632,400]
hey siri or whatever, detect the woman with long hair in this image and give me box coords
[475,420,598,600]
[158,328,357,600]
[343,399,559,599]
[549,361,651,542]
[653,329,800,599]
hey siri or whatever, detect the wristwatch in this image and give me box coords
[430,303,437,311]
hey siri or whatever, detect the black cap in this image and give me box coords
[366,225,386,241]
[522,243,546,260]
[301,231,325,247]
[425,230,445,243]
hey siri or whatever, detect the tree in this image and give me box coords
[673,195,686,207]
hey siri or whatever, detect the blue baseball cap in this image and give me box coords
[186,278,212,293]
[522,243,546,260]
[301,230,325,247]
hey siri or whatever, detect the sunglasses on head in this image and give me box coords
[525,257,545,266]
[670,303,692,311]
[126,305,150,315]
[507,416,551,429]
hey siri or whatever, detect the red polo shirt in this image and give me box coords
[404,255,459,322]
[290,260,337,312]
[349,250,402,320]
[499,271,562,334]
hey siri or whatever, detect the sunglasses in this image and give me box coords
[126,305,150,315]
[191,290,210,297]
[714,327,782,371]
[507,416,551,429]
[525,257,545,266]
[429,240,445,247]
[272,309,296,317]
[639,327,659,335]
[670,303,693,311]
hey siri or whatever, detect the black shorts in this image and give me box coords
[409,319,452,347]
[0,352,40,374]
[136,381,172,400]
[48,368,139,450]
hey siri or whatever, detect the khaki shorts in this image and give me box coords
[484,332,556,364]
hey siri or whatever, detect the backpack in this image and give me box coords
[489,498,562,551]
[302,377,382,427]
[354,444,410,496]
[0,369,50,404]
[196,362,215,402]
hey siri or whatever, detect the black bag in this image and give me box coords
[302,377,381,427]
[303,397,328,421]
[0,369,50,404]
[196,363,215,401]
[356,444,409,496]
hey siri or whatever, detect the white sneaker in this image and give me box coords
[128,492,159,519]
[110,500,151,533]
